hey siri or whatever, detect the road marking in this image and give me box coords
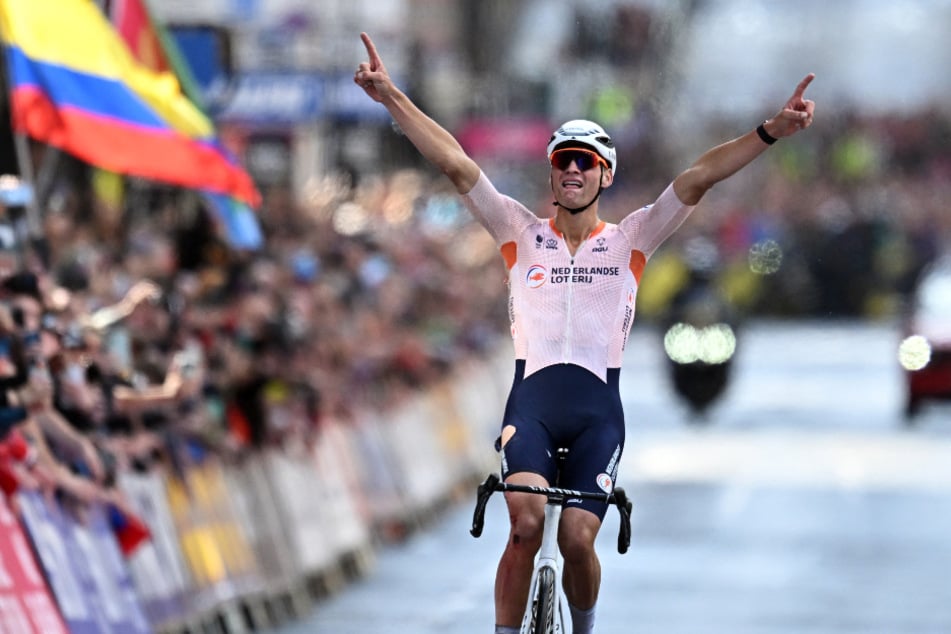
[622,429,951,492]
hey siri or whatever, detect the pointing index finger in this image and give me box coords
[792,73,815,99]
[361,32,382,71]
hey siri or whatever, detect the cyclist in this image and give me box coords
[355,32,815,634]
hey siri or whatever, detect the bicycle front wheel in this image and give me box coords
[530,566,557,634]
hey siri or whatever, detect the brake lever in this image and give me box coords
[612,487,633,554]
[470,473,500,538]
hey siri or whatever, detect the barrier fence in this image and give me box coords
[0,344,509,633]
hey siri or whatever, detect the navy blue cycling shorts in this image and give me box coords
[498,360,625,520]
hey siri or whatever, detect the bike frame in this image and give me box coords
[520,498,569,633]
[471,474,632,634]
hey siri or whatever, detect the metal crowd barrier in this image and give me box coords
[0,342,509,633]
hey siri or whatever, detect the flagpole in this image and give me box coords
[0,26,43,269]
[13,132,42,268]
[12,133,44,248]
[33,144,61,214]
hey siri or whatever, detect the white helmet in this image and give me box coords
[547,119,617,173]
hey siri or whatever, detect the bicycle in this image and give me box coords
[470,452,633,634]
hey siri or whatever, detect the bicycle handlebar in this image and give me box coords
[470,473,633,555]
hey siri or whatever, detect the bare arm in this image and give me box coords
[355,32,481,194]
[32,408,105,482]
[673,73,816,206]
[13,370,105,482]
[113,365,185,413]
[80,279,161,331]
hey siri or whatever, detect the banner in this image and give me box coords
[18,493,151,634]
[0,0,260,207]
[0,494,67,634]
[119,471,192,628]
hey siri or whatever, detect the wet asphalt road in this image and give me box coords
[277,320,951,633]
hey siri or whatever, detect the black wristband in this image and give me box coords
[756,122,777,145]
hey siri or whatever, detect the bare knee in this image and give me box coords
[558,510,600,562]
[503,473,548,553]
[507,506,544,552]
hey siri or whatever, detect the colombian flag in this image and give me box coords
[106,0,263,249]
[0,0,260,207]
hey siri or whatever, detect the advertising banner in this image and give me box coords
[0,494,67,634]
[18,492,150,633]
[120,471,192,627]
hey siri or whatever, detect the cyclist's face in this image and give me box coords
[550,150,612,206]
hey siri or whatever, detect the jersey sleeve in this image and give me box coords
[618,183,696,258]
[461,171,538,245]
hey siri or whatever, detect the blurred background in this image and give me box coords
[0,1,949,633]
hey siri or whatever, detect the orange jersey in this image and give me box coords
[462,173,695,382]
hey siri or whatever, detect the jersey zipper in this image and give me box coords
[563,256,575,363]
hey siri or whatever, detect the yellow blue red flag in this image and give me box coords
[106,0,263,250]
[0,0,260,208]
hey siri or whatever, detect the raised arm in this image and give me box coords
[673,73,816,206]
[355,32,480,194]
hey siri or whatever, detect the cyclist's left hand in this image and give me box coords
[355,32,393,103]
[768,73,816,138]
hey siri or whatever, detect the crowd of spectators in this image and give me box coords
[606,106,951,321]
[0,105,946,548]
[0,157,511,543]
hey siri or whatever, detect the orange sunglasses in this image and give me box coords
[549,148,608,171]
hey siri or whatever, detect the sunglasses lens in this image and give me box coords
[552,150,600,171]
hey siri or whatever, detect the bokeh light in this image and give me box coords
[332,201,370,236]
[898,335,931,370]
[748,239,783,275]
[664,322,737,365]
